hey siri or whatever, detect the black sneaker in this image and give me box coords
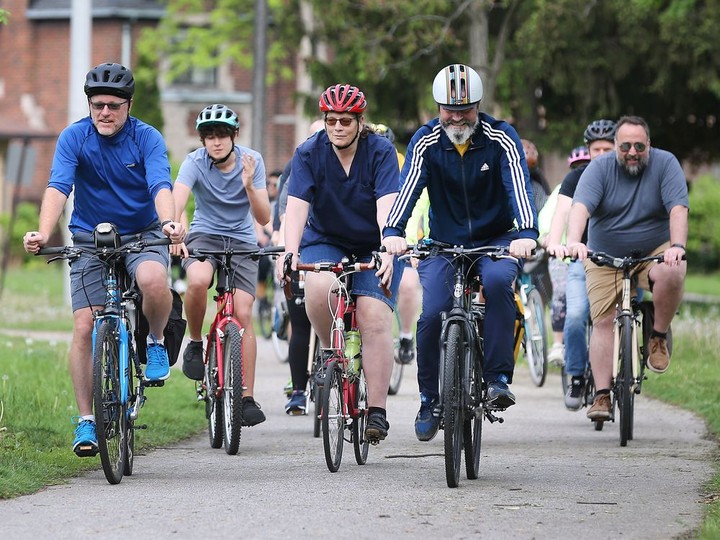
[398,337,415,365]
[242,397,266,426]
[564,376,585,411]
[182,340,204,381]
[365,411,389,442]
[486,376,516,409]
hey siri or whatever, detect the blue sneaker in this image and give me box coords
[486,374,516,409]
[72,418,99,457]
[285,390,307,415]
[414,394,440,442]
[145,340,170,381]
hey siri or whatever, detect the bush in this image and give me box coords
[0,202,41,265]
[687,175,720,271]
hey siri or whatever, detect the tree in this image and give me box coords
[1,9,9,25]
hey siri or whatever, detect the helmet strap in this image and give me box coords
[331,124,360,151]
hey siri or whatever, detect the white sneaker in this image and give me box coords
[547,343,565,367]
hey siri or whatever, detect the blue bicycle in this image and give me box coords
[39,223,172,484]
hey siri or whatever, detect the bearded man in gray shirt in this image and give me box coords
[565,115,688,421]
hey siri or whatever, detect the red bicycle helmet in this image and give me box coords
[319,84,367,114]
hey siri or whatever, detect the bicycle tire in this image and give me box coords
[93,321,126,485]
[257,298,273,340]
[524,288,548,387]
[322,359,344,472]
[123,342,136,476]
[464,344,483,480]
[617,316,634,446]
[205,332,223,449]
[352,366,369,465]
[443,322,464,488]
[222,322,243,455]
[271,328,289,363]
[310,340,322,439]
[388,340,404,395]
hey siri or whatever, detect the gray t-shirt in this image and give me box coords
[573,148,688,257]
[176,145,266,244]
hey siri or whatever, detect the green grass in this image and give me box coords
[685,272,720,297]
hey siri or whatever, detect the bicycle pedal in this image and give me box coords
[74,444,99,458]
[144,380,165,388]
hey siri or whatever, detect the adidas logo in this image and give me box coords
[480,163,489,171]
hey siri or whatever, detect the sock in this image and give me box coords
[596,388,610,396]
[400,332,413,341]
[80,414,95,423]
[148,333,165,346]
[368,406,386,417]
[650,330,667,340]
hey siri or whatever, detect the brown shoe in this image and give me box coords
[587,393,611,420]
[647,336,670,374]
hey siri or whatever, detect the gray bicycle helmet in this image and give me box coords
[196,104,239,131]
[84,63,135,100]
[432,64,483,110]
[583,119,617,144]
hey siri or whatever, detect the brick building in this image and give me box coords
[0,0,303,215]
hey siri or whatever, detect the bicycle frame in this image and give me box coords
[611,266,643,393]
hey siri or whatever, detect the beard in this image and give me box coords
[441,117,479,145]
[617,152,648,176]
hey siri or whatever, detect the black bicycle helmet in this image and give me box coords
[583,119,616,144]
[84,63,135,100]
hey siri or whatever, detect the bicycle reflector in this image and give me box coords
[93,222,121,248]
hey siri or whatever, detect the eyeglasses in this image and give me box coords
[89,100,128,112]
[618,142,647,153]
[325,117,354,127]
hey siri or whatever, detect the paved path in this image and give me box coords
[0,335,715,539]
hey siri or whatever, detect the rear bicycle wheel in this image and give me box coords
[352,366,369,465]
[222,322,243,455]
[257,296,273,340]
[388,314,404,395]
[524,288,548,387]
[205,333,223,449]
[463,343,483,480]
[93,321,126,485]
[443,322,464,488]
[617,317,634,447]
[123,343,137,476]
[322,360,344,472]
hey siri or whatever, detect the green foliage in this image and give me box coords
[687,175,720,271]
[131,48,164,132]
[0,9,9,24]
[0,202,41,265]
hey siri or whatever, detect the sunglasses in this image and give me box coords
[325,117,354,127]
[618,142,647,153]
[89,100,128,112]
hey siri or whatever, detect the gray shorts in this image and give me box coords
[69,228,170,311]
[182,233,259,297]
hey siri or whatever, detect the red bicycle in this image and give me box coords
[287,254,382,472]
[190,245,284,455]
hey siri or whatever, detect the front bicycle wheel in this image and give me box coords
[352,366,369,465]
[524,288,548,387]
[322,359,344,472]
[205,333,223,449]
[443,322,464,488]
[257,297,273,340]
[309,338,322,439]
[93,321,126,485]
[123,343,137,476]
[222,322,244,455]
[464,346,483,480]
[617,317,634,447]
[388,339,404,395]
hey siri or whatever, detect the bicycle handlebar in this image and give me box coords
[399,240,517,262]
[187,245,285,262]
[37,237,171,261]
[587,250,686,269]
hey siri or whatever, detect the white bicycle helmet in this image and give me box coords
[432,64,483,110]
[196,104,239,131]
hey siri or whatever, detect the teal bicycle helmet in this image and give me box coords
[196,104,239,131]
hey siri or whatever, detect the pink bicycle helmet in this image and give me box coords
[319,84,367,114]
[567,146,591,167]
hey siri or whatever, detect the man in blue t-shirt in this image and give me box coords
[23,63,185,457]
[279,84,403,443]
[567,115,688,421]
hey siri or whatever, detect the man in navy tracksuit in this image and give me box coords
[382,63,538,442]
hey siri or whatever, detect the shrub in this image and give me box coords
[687,175,720,271]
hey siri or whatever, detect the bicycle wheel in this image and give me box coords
[222,322,243,455]
[464,346,483,480]
[524,288,548,387]
[309,339,322,439]
[322,359,344,472]
[123,343,137,476]
[443,322,464,488]
[257,297,273,340]
[388,339,404,395]
[352,366,369,465]
[93,321,126,485]
[617,317,634,446]
[205,332,223,449]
